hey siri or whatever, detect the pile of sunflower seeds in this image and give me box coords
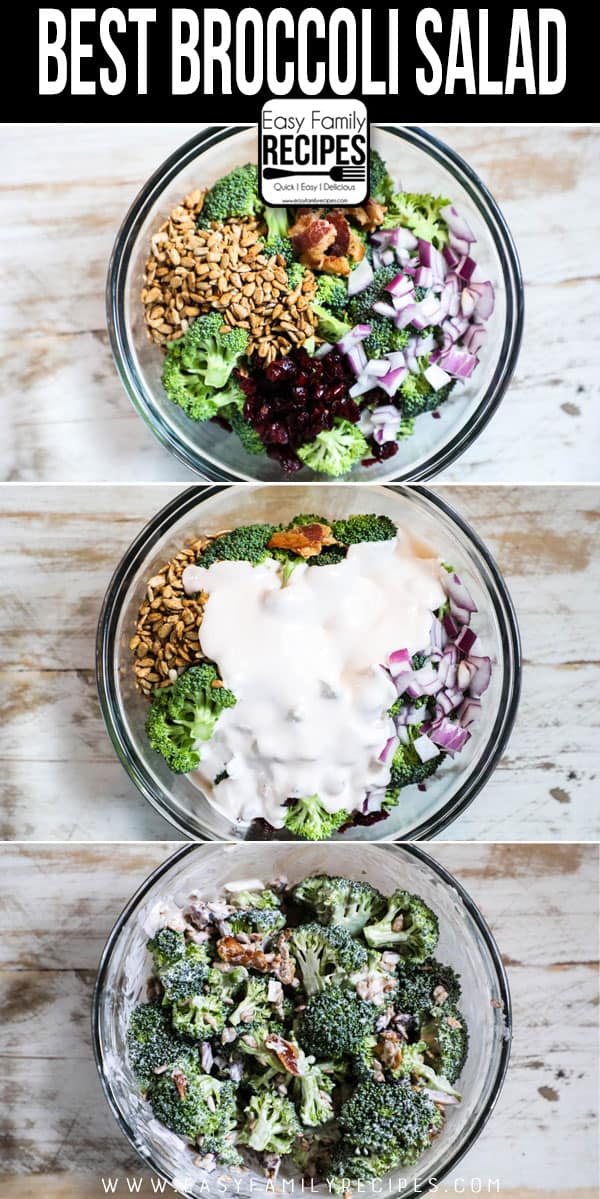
[130,537,210,696]
[141,192,317,362]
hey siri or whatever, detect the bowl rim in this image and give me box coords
[95,483,522,841]
[106,122,524,483]
[91,841,513,1198]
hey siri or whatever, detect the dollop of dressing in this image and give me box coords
[182,533,445,827]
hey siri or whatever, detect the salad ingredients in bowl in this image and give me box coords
[131,511,492,840]
[140,148,496,477]
[127,872,470,1184]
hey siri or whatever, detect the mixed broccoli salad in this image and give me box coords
[138,513,492,838]
[127,873,469,1186]
[145,147,494,476]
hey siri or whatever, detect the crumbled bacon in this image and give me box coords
[217,935,273,972]
[273,930,296,985]
[171,1068,188,1100]
[346,199,387,231]
[328,211,351,256]
[268,523,336,559]
[264,1033,303,1076]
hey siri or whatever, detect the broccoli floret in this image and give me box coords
[146,662,237,774]
[387,734,444,796]
[223,404,265,455]
[162,337,246,424]
[151,1067,240,1163]
[181,310,249,391]
[264,206,289,239]
[421,1005,469,1084]
[198,163,262,227]
[227,887,281,911]
[369,148,395,205]
[292,875,386,935]
[349,951,400,1008]
[337,1077,442,1164]
[309,302,351,343]
[388,1039,462,1099]
[297,420,369,478]
[198,522,281,569]
[262,233,294,267]
[284,793,349,840]
[306,544,348,568]
[363,890,439,962]
[399,366,455,420]
[127,1002,191,1091]
[146,927,186,970]
[298,985,377,1060]
[294,1062,335,1127]
[287,260,306,291]
[207,964,249,1004]
[227,906,286,940]
[345,264,398,326]
[227,975,274,1031]
[331,514,397,547]
[289,924,367,997]
[382,191,451,249]
[148,935,211,1004]
[363,319,410,361]
[315,274,348,313]
[396,958,462,1021]
[171,989,227,1039]
[240,1091,300,1154]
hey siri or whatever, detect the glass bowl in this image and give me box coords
[96,483,521,840]
[92,841,512,1198]
[107,124,523,482]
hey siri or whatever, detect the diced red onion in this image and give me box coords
[440,204,476,245]
[414,266,433,289]
[385,350,407,370]
[429,718,470,754]
[443,572,477,614]
[314,341,333,359]
[457,256,477,283]
[378,735,397,764]
[372,300,398,320]
[463,323,487,354]
[392,291,417,313]
[346,343,368,376]
[413,734,441,763]
[347,256,374,297]
[349,374,376,399]
[337,324,372,353]
[424,363,452,391]
[387,648,412,677]
[437,346,479,379]
[385,273,415,299]
[469,280,495,320]
[466,655,492,697]
[449,233,472,258]
[381,249,395,266]
[378,365,407,396]
[454,626,477,656]
[365,357,391,377]
[457,696,481,726]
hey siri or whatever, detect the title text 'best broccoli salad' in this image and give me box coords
[131,513,492,838]
[142,148,494,476]
[127,873,469,1187]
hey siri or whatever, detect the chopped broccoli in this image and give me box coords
[227,887,281,911]
[287,260,306,291]
[297,986,376,1059]
[421,1005,469,1084]
[151,1066,240,1163]
[315,274,348,313]
[228,975,274,1031]
[309,302,351,343]
[171,989,227,1039]
[227,906,286,940]
[345,264,398,326]
[331,514,397,547]
[146,662,236,774]
[306,544,348,568]
[337,1077,442,1164]
[349,951,400,1009]
[363,318,410,360]
[262,233,294,267]
[292,875,386,935]
[387,1039,462,1099]
[297,420,369,478]
[368,148,395,205]
[240,1091,300,1154]
[328,1145,406,1192]
[181,310,249,391]
[151,938,211,1004]
[382,191,451,249]
[127,1002,192,1092]
[198,522,282,569]
[284,793,349,840]
[387,732,444,796]
[294,1061,335,1127]
[363,890,439,962]
[146,927,186,970]
[289,923,367,997]
[399,365,455,420]
[224,404,265,455]
[264,206,289,240]
[396,958,462,1020]
[198,163,262,227]
[162,336,246,424]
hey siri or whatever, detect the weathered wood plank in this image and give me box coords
[1,124,598,482]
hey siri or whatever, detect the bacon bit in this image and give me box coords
[346,199,387,232]
[289,209,355,276]
[217,935,272,972]
[375,1031,404,1073]
[433,985,449,1006]
[445,1015,463,1030]
[268,522,336,559]
[264,1033,303,1076]
[171,1068,188,1100]
[273,931,296,985]
[328,211,351,256]
[348,230,366,263]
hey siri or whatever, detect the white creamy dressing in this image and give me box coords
[182,532,445,827]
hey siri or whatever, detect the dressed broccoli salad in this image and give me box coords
[132,513,492,838]
[127,873,469,1187]
[142,147,494,476]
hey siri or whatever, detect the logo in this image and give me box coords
[260,99,369,207]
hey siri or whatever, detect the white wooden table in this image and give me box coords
[0,842,597,1199]
[1,124,598,483]
[0,484,597,843]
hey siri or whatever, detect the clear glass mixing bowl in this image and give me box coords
[96,483,521,840]
[107,124,523,481]
[92,842,512,1198]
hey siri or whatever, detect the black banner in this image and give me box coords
[6,3,593,123]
